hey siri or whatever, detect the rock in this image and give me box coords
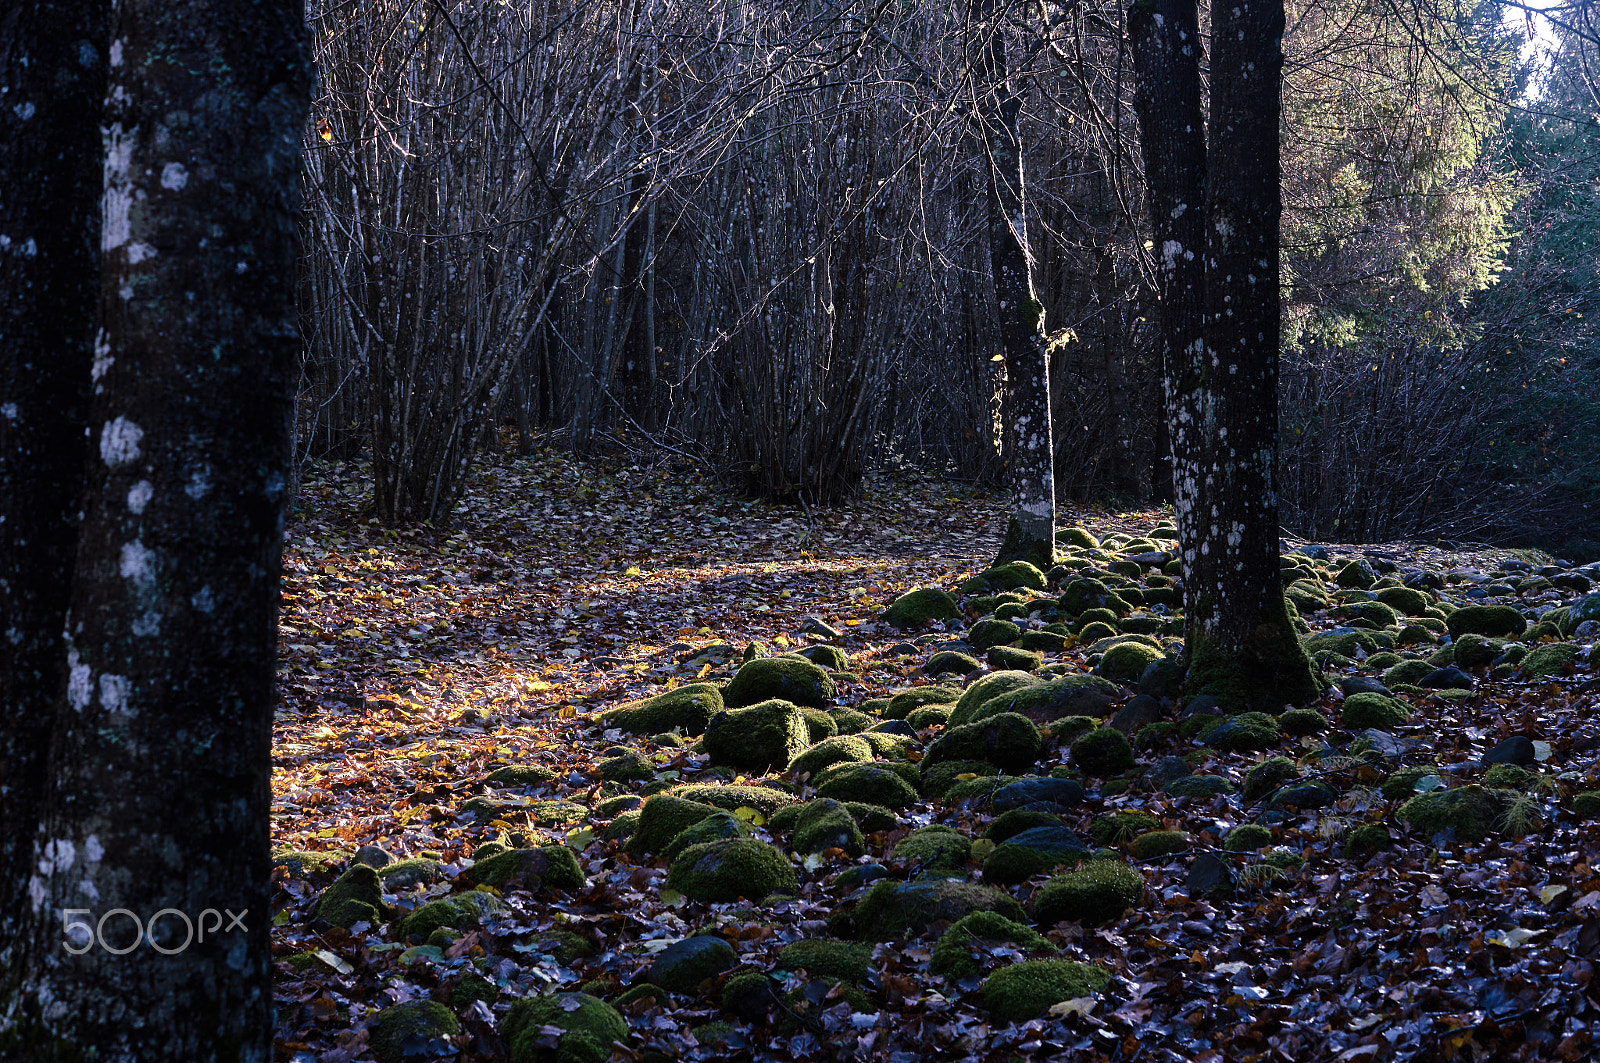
[1359,729,1412,758]
[352,844,393,870]
[889,825,971,869]
[314,864,386,929]
[981,959,1112,1025]
[662,783,798,819]
[1483,735,1536,767]
[1095,641,1164,684]
[1164,774,1236,798]
[801,615,844,640]
[869,719,919,738]
[1269,782,1337,810]
[1562,593,1600,634]
[503,993,627,1063]
[966,674,1119,726]
[990,776,1086,813]
[398,891,505,941]
[922,650,983,677]
[777,938,873,980]
[886,642,919,657]
[1181,694,1222,717]
[666,839,797,902]
[377,858,444,891]
[922,712,1041,775]
[1446,605,1528,640]
[1069,727,1135,776]
[663,813,751,860]
[1241,756,1301,802]
[1336,559,1377,589]
[1186,853,1234,899]
[1032,860,1144,927]
[469,846,584,891]
[987,645,1043,671]
[796,644,849,670]
[723,656,836,709]
[369,1001,460,1063]
[704,699,811,770]
[648,936,738,994]
[884,686,961,719]
[1341,692,1410,730]
[1143,756,1193,790]
[1339,676,1391,697]
[1206,712,1283,752]
[854,879,1024,940]
[794,799,866,856]
[1398,785,1514,843]
[930,911,1049,979]
[1110,694,1163,736]
[789,734,874,777]
[981,826,1090,884]
[816,763,919,809]
[1419,664,1475,690]
[968,618,1023,651]
[601,683,724,736]
[1128,830,1190,860]
[596,751,653,783]
[1138,657,1185,700]
[883,588,961,629]
[1523,642,1579,678]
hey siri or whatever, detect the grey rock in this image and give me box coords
[1143,756,1193,789]
[1420,665,1474,690]
[1110,694,1164,736]
[1483,735,1536,767]
[1340,676,1391,697]
[1269,782,1337,810]
[1187,852,1233,898]
[1182,694,1222,717]
[647,935,738,994]
[990,777,1086,813]
[1138,658,1185,700]
[1360,729,1414,758]
[352,845,394,869]
[801,616,845,640]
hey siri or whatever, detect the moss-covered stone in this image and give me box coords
[1089,812,1159,846]
[789,734,874,778]
[799,706,839,743]
[797,644,850,671]
[930,911,1050,979]
[793,799,866,856]
[704,699,811,770]
[919,760,1000,799]
[948,671,1039,728]
[889,825,971,870]
[1069,727,1135,776]
[469,846,584,892]
[1074,607,1121,633]
[1032,860,1143,928]
[1335,560,1376,589]
[1277,707,1327,736]
[1450,633,1502,670]
[722,657,836,709]
[272,849,348,879]
[1224,824,1273,851]
[854,879,1024,940]
[884,686,961,719]
[601,683,723,736]
[1570,791,1600,819]
[374,858,444,891]
[596,752,653,783]
[966,674,1119,728]
[663,812,751,860]
[1446,605,1527,640]
[1398,785,1513,842]
[1091,640,1162,684]
[1164,774,1236,798]
[1059,527,1100,549]
[883,588,961,629]
[1341,692,1410,730]
[1301,629,1380,659]
[907,704,954,729]
[369,1001,459,1063]
[1522,641,1578,678]
[981,959,1111,1023]
[1380,766,1436,800]
[603,809,641,841]
[829,707,873,734]
[1017,630,1070,653]
[968,618,1023,652]
[1382,659,1436,688]
[647,935,739,994]
[1346,823,1393,857]
[923,651,982,677]
[628,795,722,855]
[315,864,387,928]
[1206,712,1283,752]
[987,645,1043,672]
[1127,830,1190,860]
[721,972,780,1022]
[1241,756,1301,802]
[484,763,560,788]
[816,763,919,809]
[776,939,872,980]
[398,890,505,941]
[923,712,1041,775]
[663,783,798,819]
[666,838,796,902]
[504,993,627,1063]
[1059,578,1128,617]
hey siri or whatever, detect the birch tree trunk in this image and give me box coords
[1,2,308,1058]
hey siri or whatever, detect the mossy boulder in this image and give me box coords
[1383,659,1437,688]
[314,864,386,928]
[1058,527,1100,549]
[922,713,1041,775]
[663,812,751,860]
[595,752,653,783]
[789,734,874,778]
[793,799,866,856]
[1560,593,1600,635]
[1017,630,1070,653]
[1397,785,1513,843]
[970,560,1049,592]
[1446,605,1527,640]
[797,644,850,671]
[1452,633,1504,669]
[1205,712,1283,752]
[908,705,954,729]
[627,795,722,855]
[949,671,1041,727]
[1374,585,1431,616]
[1278,707,1328,736]
[1128,830,1190,860]
[1094,641,1164,684]
[854,879,1024,940]
[376,857,444,892]
[721,971,780,1022]
[398,890,505,941]
[1069,727,1135,776]
[884,686,961,719]
[1301,629,1380,659]
[1341,692,1410,730]
[1059,578,1128,617]
[1242,756,1302,802]
[829,707,873,734]
[666,839,797,902]
[1090,811,1159,845]
[1522,642,1579,678]
[1224,824,1274,852]
[1381,766,1437,801]
[776,939,872,981]
[662,783,797,819]
[889,825,972,870]
[981,826,1089,885]
[968,618,1023,652]
[930,911,1050,979]
[722,657,836,709]
[986,808,1065,842]
[647,935,739,994]
[504,993,627,1063]
[816,763,919,809]
[469,846,584,892]
[1336,559,1377,589]
[1031,860,1144,927]
[369,1001,459,1063]
[484,763,560,788]
[1346,824,1393,857]
[923,651,983,677]
[883,588,961,629]
[601,683,723,736]
[272,849,348,879]
[1164,774,1236,798]
[966,674,1119,727]
[988,645,1043,672]
[920,760,1000,800]
[703,699,811,770]
[982,959,1112,1023]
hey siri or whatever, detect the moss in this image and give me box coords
[1383,660,1436,688]
[1396,624,1440,647]
[1074,607,1121,633]
[369,1001,459,1063]
[816,763,919,809]
[930,911,1050,979]
[981,958,1111,1023]
[968,618,1023,651]
[967,675,1120,728]
[1017,630,1070,653]
[504,993,627,1063]
[1446,604,1527,640]
[1225,824,1274,852]
[987,645,1044,672]
[663,812,751,860]
[596,752,653,783]
[1241,756,1301,802]
[993,516,1055,573]
[665,783,797,819]
[484,763,560,788]
[919,760,1000,799]
[702,698,812,770]
[986,808,1064,843]
[611,984,664,1009]
[1069,727,1135,776]
[1346,824,1392,857]
[907,705,954,729]
[950,671,1040,727]
[883,587,961,629]
[829,707,873,734]
[723,657,836,709]
[1397,785,1511,842]
[1207,712,1284,753]
[469,846,584,891]
[1341,692,1410,730]
[923,712,1041,775]
[1127,830,1190,860]
[793,799,866,856]
[315,864,386,928]
[1089,812,1159,845]
[798,644,850,671]
[450,972,499,1007]
[398,890,505,941]
[1059,527,1100,550]
[272,848,348,879]
[776,939,872,981]
[1482,763,1538,790]
[1188,614,1320,712]
[603,809,641,841]
[1381,766,1436,801]
[666,838,797,902]
[854,878,1025,940]
[1374,585,1431,616]
[721,972,780,1022]
[627,795,722,855]
[884,686,961,719]
[1278,707,1327,736]
[1032,861,1143,927]
[1301,629,1380,659]
[1522,642,1578,678]
[1164,774,1236,798]
[923,650,983,677]
[1570,791,1600,819]
[970,560,1050,593]
[1093,641,1164,684]
[1336,600,1401,630]
[373,857,442,890]
[601,683,723,736]
[889,825,971,870]
[1451,633,1502,669]
[789,734,875,777]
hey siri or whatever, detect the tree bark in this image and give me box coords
[2,2,308,1058]
[0,0,106,1007]
[1130,0,1318,710]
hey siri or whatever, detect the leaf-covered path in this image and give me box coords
[272,452,1600,1063]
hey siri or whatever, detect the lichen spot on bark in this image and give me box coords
[191,585,215,613]
[100,415,143,465]
[161,162,189,191]
[67,648,92,711]
[120,540,154,583]
[128,479,153,513]
[99,673,130,713]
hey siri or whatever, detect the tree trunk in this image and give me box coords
[1131,0,1318,710]
[973,0,1056,571]
[0,0,106,1006]
[2,2,308,1058]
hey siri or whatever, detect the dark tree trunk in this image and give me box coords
[2,2,308,1058]
[973,0,1056,572]
[1131,0,1318,710]
[0,0,106,1004]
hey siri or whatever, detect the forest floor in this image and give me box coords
[270,448,1600,1063]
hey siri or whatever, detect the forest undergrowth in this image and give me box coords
[271,449,1600,1063]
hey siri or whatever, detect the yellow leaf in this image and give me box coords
[659,888,686,908]
[624,565,641,576]
[844,619,861,627]
[696,663,712,679]
[1541,884,1567,904]
[732,806,766,826]
[557,705,576,718]
[1048,997,1097,1018]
